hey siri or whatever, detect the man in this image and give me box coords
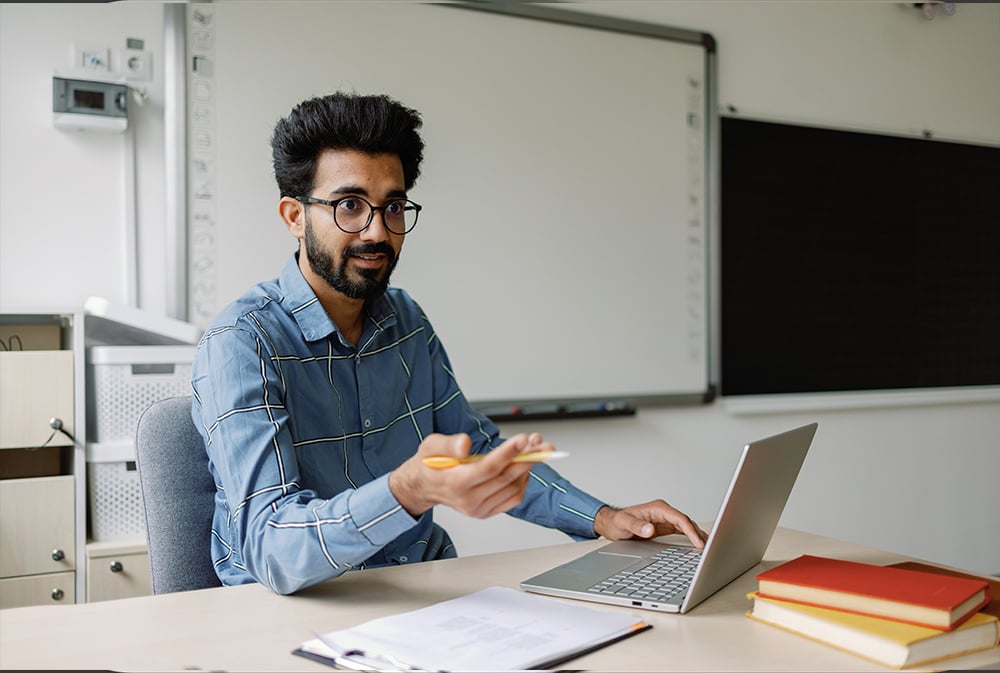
[191,92,707,595]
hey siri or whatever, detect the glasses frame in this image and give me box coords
[297,195,422,235]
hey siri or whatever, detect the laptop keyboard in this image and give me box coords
[587,546,702,602]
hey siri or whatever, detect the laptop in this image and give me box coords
[520,422,818,614]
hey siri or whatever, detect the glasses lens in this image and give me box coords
[383,200,419,234]
[333,197,371,233]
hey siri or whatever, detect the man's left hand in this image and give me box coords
[593,500,709,548]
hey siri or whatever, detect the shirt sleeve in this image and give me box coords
[511,462,607,540]
[191,323,419,595]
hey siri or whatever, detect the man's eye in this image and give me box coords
[385,200,405,215]
[337,198,362,213]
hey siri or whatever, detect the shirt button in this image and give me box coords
[364,419,372,428]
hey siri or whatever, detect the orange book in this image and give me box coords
[755,555,990,631]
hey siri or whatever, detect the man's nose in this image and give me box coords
[359,208,390,241]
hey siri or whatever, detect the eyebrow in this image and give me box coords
[328,185,408,199]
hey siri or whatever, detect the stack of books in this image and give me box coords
[746,555,1000,670]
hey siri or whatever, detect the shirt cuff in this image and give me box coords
[348,473,419,547]
[556,485,607,540]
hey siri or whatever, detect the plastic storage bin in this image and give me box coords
[86,442,144,541]
[85,345,195,542]
[86,345,195,444]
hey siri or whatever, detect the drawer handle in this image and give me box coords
[51,588,65,601]
[51,549,65,562]
[110,561,123,573]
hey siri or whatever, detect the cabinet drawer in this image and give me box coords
[0,350,74,449]
[0,475,75,577]
[0,571,75,609]
[86,548,152,602]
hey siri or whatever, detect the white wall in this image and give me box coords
[2,1,998,576]
[0,2,166,314]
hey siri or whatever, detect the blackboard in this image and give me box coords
[184,2,716,408]
[720,116,1000,397]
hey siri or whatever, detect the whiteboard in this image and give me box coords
[184,2,715,406]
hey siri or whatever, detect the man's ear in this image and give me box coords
[278,196,306,241]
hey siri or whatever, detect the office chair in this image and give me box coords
[134,395,222,594]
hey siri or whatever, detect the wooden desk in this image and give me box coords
[1,527,998,672]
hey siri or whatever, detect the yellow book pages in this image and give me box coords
[746,592,1000,669]
[761,596,997,645]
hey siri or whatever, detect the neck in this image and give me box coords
[321,291,366,347]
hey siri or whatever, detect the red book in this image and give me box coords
[756,555,991,631]
[888,561,1000,620]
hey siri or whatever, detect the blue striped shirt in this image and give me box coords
[191,254,606,594]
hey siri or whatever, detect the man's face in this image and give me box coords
[299,149,407,300]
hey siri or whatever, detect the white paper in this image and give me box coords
[299,586,647,671]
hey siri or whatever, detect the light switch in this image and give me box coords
[73,42,110,71]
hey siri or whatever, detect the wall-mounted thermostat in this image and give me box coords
[52,76,128,132]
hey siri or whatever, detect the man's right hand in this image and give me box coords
[388,433,548,518]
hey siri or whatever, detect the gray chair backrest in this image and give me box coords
[135,395,222,594]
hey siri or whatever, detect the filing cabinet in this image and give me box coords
[2,306,199,604]
[85,539,152,602]
[0,313,82,607]
[0,475,77,608]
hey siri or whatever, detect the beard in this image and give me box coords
[303,216,399,301]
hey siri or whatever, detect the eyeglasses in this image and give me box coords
[297,195,422,235]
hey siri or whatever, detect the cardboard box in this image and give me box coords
[0,324,62,351]
[0,446,64,479]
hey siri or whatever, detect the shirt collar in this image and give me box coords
[279,253,396,343]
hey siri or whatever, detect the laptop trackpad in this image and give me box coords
[522,549,642,592]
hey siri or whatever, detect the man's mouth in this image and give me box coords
[343,243,395,276]
[345,243,394,266]
[351,253,385,267]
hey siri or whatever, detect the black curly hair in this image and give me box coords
[271,92,425,198]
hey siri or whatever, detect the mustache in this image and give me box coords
[343,242,396,263]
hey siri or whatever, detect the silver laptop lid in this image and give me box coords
[679,422,817,612]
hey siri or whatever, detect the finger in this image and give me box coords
[443,436,539,510]
[452,436,533,490]
[475,473,531,517]
[449,433,473,458]
[684,521,710,548]
[477,435,530,470]
[419,432,471,459]
[486,490,527,517]
[617,509,656,539]
[653,510,708,548]
[658,510,707,548]
[522,439,556,456]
